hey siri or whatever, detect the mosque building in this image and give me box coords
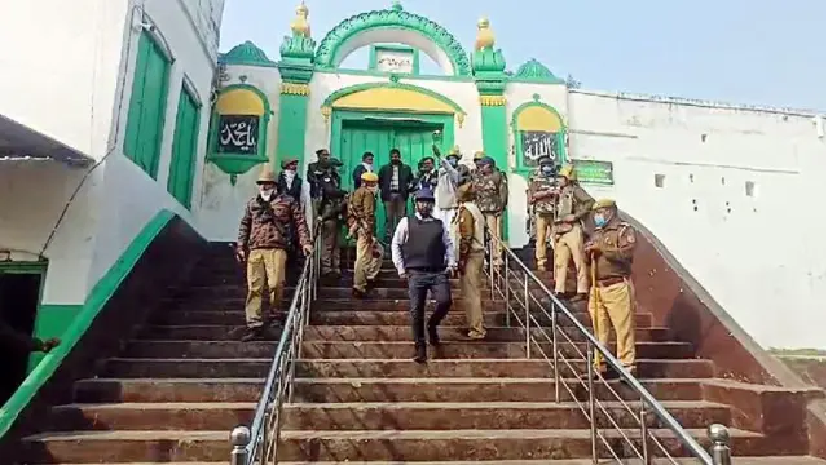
[1,0,825,363]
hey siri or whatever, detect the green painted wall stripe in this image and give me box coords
[275,93,310,170]
[0,209,179,439]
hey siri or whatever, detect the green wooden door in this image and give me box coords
[339,125,434,241]
[167,86,201,209]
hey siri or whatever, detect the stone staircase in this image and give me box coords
[18,246,826,463]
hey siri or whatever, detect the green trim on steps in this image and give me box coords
[0,209,179,439]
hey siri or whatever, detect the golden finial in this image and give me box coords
[290,1,310,36]
[475,16,495,50]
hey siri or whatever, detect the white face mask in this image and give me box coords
[260,189,274,200]
[285,169,296,177]
[364,163,373,171]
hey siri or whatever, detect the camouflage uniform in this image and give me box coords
[237,191,310,329]
[473,159,508,267]
[527,160,561,270]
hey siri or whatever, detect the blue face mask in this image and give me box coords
[448,158,458,166]
[541,167,554,176]
[594,213,607,228]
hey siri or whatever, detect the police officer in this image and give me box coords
[552,164,593,301]
[473,157,508,268]
[585,199,637,378]
[317,166,347,279]
[455,183,486,339]
[527,157,560,271]
[391,188,457,363]
[349,172,384,296]
[307,149,332,218]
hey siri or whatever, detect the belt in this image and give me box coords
[596,276,627,287]
[409,267,446,273]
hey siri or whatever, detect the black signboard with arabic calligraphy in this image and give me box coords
[520,131,560,168]
[217,115,259,154]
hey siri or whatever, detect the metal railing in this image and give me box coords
[229,225,322,465]
[485,230,728,464]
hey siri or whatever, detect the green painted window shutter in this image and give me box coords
[124,31,170,180]
[167,85,201,209]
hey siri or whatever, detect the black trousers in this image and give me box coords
[408,269,452,345]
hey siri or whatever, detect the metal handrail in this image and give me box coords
[231,224,322,465]
[485,229,719,464]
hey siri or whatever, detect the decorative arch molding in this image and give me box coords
[510,95,568,177]
[314,6,472,76]
[207,84,272,184]
[511,99,566,132]
[321,82,466,126]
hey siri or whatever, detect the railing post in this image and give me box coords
[551,302,560,403]
[586,344,598,464]
[504,253,510,328]
[524,273,530,358]
[640,405,651,465]
[488,238,495,300]
[708,424,731,465]
[230,425,250,465]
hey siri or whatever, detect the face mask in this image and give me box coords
[416,202,434,217]
[285,169,296,176]
[448,158,458,166]
[260,189,274,201]
[541,167,554,176]
[366,185,378,193]
[594,213,607,228]
[364,163,373,171]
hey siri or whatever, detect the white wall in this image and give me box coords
[1,0,223,305]
[196,65,282,242]
[0,162,101,305]
[0,0,130,159]
[565,89,826,350]
[89,0,222,284]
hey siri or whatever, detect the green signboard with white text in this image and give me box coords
[572,159,614,185]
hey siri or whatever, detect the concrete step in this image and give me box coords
[295,358,714,379]
[136,324,671,343]
[48,402,255,431]
[164,298,509,312]
[122,340,692,360]
[100,357,712,379]
[275,428,770,461]
[73,377,705,404]
[58,458,826,465]
[46,400,728,432]
[281,400,730,430]
[301,325,673,343]
[20,428,768,463]
[150,309,653,328]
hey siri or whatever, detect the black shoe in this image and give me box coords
[240,326,264,342]
[427,323,441,346]
[414,344,427,364]
[352,288,366,298]
[365,279,376,291]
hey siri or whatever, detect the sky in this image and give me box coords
[219,0,825,111]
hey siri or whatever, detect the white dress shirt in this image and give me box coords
[391,213,457,276]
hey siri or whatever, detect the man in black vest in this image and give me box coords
[390,188,457,363]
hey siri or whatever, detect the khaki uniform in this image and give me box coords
[527,174,560,271]
[473,170,508,266]
[349,186,384,292]
[237,194,310,328]
[553,184,593,293]
[455,199,486,338]
[588,219,637,373]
